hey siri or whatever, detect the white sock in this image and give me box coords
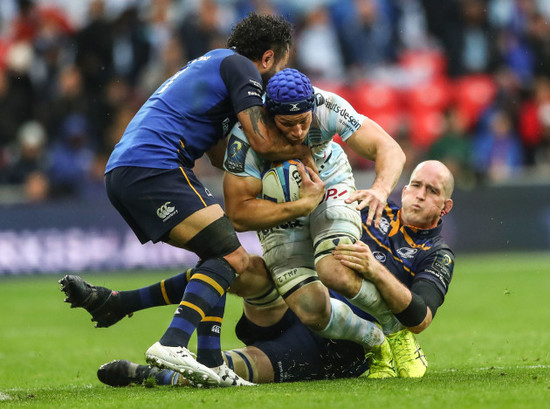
[314,298,384,348]
[348,280,403,335]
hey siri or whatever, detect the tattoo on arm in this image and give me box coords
[246,106,268,140]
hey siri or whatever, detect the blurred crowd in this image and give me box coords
[0,0,549,203]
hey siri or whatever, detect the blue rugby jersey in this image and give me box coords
[106,49,264,173]
[360,201,454,299]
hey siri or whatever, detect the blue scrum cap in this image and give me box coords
[265,68,315,116]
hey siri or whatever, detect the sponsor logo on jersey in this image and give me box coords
[324,99,361,131]
[397,247,418,259]
[224,134,249,173]
[249,79,262,90]
[378,217,390,234]
[276,268,300,285]
[373,251,386,263]
[229,140,242,157]
[204,187,213,197]
[211,325,221,334]
[321,187,349,203]
[157,201,177,221]
[222,117,230,136]
[258,219,303,239]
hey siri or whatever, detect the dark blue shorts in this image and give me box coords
[235,310,369,382]
[105,166,219,244]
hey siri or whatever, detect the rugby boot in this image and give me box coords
[59,274,130,328]
[97,360,161,387]
[145,342,220,387]
[211,363,256,387]
[98,359,192,387]
[387,329,428,378]
[366,338,397,379]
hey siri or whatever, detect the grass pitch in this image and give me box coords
[0,252,549,408]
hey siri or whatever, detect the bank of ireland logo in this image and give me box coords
[397,247,418,259]
[373,251,386,263]
[157,201,177,221]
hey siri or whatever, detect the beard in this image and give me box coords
[261,65,280,87]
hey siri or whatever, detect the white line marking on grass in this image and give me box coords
[440,365,550,373]
[0,392,12,401]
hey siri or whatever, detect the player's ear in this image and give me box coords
[441,198,453,216]
[261,50,275,69]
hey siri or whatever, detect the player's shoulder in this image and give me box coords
[224,124,264,175]
[217,48,257,69]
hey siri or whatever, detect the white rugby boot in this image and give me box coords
[145,342,220,387]
[211,362,256,387]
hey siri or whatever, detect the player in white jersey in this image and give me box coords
[223,68,406,348]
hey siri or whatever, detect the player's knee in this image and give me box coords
[317,255,360,298]
[320,266,358,298]
[196,256,238,290]
[230,260,272,298]
[290,288,331,331]
[185,215,242,261]
[224,246,250,275]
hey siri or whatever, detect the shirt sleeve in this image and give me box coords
[316,88,367,142]
[223,123,264,179]
[220,53,264,114]
[414,248,455,297]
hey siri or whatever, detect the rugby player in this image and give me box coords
[95,161,455,385]
[335,160,455,378]
[223,68,406,351]
[59,13,307,387]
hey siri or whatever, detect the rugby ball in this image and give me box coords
[261,160,303,203]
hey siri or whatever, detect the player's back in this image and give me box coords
[106,49,259,173]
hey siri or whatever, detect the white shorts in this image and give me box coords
[261,179,361,297]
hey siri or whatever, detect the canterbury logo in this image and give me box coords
[157,201,177,220]
[289,103,300,111]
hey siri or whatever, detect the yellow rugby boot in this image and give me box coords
[366,338,397,379]
[387,329,428,378]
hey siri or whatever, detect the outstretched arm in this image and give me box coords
[345,118,406,227]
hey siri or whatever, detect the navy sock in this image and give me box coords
[118,269,193,314]
[159,258,236,347]
[196,294,225,368]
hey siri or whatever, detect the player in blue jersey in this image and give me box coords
[59,13,313,388]
[93,160,455,386]
[334,160,455,378]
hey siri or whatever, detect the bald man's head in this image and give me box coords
[409,160,455,199]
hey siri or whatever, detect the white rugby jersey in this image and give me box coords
[223,87,367,188]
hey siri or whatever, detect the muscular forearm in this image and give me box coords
[370,145,406,198]
[370,266,432,333]
[369,264,412,312]
[227,198,313,232]
[347,119,405,197]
